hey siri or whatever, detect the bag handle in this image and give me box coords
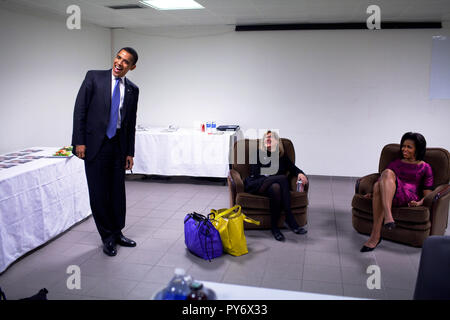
[243,216,260,225]
[185,212,207,224]
[209,206,260,226]
[209,205,241,220]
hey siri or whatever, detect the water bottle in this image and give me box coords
[184,274,193,290]
[296,180,304,192]
[206,121,212,134]
[211,121,217,132]
[186,281,208,300]
[162,268,191,300]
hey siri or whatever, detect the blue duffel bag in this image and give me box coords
[184,212,223,261]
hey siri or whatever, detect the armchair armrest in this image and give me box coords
[228,169,244,207]
[229,169,244,193]
[424,184,450,235]
[355,173,380,195]
[423,184,450,208]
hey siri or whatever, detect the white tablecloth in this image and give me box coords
[132,128,236,178]
[200,281,364,300]
[0,147,91,273]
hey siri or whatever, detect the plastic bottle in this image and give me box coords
[184,274,193,290]
[211,121,217,132]
[162,268,191,300]
[296,180,304,192]
[186,281,208,300]
[206,121,212,134]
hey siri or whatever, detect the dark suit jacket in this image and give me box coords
[72,69,139,162]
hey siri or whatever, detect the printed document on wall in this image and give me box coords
[430,36,450,99]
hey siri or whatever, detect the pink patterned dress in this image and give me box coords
[386,159,434,207]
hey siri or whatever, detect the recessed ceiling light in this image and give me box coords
[139,0,204,10]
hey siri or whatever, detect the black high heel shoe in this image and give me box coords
[383,222,396,230]
[360,237,382,252]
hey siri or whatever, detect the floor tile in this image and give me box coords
[261,277,302,291]
[302,264,342,283]
[143,265,178,284]
[342,284,387,300]
[126,249,165,265]
[84,278,139,299]
[305,250,340,267]
[301,280,343,296]
[126,281,164,300]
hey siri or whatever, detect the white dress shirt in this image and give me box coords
[111,73,125,129]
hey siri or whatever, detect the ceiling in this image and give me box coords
[2,0,450,29]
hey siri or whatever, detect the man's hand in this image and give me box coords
[125,156,134,171]
[75,145,86,159]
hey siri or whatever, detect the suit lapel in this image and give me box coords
[121,78,132,123]
[104,70,112,121]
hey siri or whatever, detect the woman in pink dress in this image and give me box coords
[360,132,434,252]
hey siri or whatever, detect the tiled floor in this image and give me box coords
[1,175,449,300]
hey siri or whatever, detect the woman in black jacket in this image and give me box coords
[244,131,308,241]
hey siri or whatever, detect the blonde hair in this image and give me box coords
[259,130,284,156]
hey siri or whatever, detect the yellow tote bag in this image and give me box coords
[209,205,260,256]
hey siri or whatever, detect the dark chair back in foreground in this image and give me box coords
[413,235,450,300]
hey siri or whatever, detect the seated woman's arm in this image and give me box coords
[408,163,434,207]
[249,162,261,178]
[283,155,308,185]
[408,190,432,207]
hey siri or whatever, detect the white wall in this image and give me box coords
[113,26,450,177]
[0,6,111,154]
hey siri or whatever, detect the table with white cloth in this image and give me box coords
[199,281,365,300]
[0,147,91,273]
[132,128,237,178]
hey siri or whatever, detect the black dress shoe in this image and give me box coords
[116,235,137,247]
[271,229,285,242]
[103,241,117,256]
[360,237,382,252]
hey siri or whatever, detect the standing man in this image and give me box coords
[72,47,139,256]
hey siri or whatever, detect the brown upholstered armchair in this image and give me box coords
[227,138,308,229]
[352,144,450,247]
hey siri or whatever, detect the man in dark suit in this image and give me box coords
[72,47,139,256]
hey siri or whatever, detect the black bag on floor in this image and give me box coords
[20,288,48,300]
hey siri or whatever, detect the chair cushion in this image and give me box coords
[236,192,308,210]
[352,194,430,223]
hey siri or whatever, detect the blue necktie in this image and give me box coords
[107,78,121,138]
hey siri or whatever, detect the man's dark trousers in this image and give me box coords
[84,131,126,243]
